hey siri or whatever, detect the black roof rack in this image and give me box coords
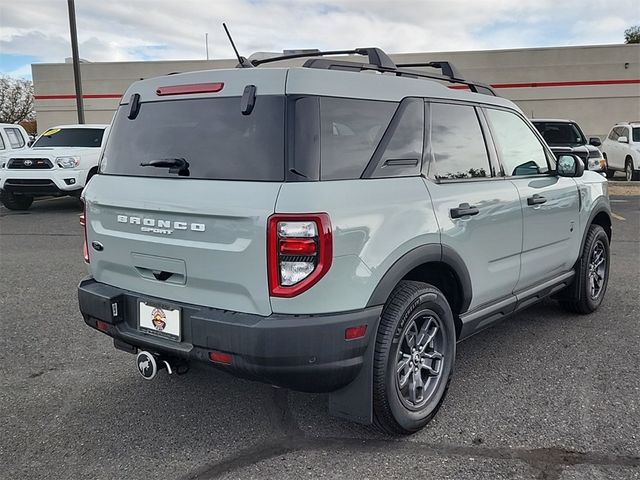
[250,47,397,69]
[247,47,497,96]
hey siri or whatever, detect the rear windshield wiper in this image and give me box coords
[140,158,190,176]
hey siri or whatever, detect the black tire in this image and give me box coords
[373,280,456,434]
[625,158,639,181]
[0,190,33,211]
[603,155,615,179]
[559,224,610,314]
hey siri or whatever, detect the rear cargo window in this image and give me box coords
[101,96,285,181]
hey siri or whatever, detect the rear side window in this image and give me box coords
[486,109,549,176]
[33,128,104,148]
[367,98,424,178]
[101,96,285,181]
[0,133,5,150]
[429,103,490,180]
[614,127,629,139]
[5,128,25,148]
[319,97,396,180]
[633,127,640,143]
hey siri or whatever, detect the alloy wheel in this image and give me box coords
[588,240,606,300]
[395,311,446,409]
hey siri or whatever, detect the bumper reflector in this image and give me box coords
[209,351,233,365]
[96,320,110,333]
[345,324,367,340]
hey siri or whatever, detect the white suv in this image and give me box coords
[601,122,640,181]
[0,124,109,210]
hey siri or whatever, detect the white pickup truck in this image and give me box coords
[0,124,109,210]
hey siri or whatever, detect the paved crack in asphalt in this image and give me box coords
[179,389,640,480]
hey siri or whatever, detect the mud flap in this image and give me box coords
[328,330,376,425]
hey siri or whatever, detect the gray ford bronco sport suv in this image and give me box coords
[78,48,611,434]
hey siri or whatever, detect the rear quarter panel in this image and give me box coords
[272,177,439,314]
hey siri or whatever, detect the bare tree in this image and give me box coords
[0,76,35,124]
[624,26,640,44]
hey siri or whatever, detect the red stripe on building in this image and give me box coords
[34,78,640,100]
[449,78,640,90]
[34,94,123,100]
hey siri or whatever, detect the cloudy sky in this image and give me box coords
[1,0,638,79]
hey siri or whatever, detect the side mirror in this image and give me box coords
[557,154,584,178]
[618,136,628,144]
[27,135,35,147]
[589,137,601,147]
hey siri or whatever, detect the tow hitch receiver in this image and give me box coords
[136,351,188,380]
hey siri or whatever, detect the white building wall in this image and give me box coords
[32,44,639,138]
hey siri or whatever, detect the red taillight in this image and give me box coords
[345,324,367,340]
[80,209,89,263]
[156,82,224,96]
[209,351,233,365]
[267,213,332,298]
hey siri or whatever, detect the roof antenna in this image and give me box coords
[223,23,252,68]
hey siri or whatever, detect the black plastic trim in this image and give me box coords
[78,277,382,393]
[365,243,473,314]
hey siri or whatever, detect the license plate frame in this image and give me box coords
[138,300,181,341]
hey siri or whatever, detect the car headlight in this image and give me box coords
[587,156,606,171]
[56,156,80,168]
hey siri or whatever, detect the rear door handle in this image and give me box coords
[450,203,480,219]
[527,194,547,206]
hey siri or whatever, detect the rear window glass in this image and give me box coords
[33,128,104,148]
[319,97,396,180]
[633,127,640,143]
[101,96,285,181]
[429,103,490,180]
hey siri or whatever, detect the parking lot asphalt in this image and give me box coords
[0,194,638,480]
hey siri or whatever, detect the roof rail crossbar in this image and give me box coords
[250,47,396,69]
[301,58,498,96]
[396,61,463,81]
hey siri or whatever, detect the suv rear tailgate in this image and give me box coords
[84,175,280,316]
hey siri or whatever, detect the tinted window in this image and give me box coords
[320,97,396,180]
[614,127,629,139]
[5,128,25,148]
[369,98,424,178]
[101,96,285,181]
[429,103,490,180]
[487,109,549,176]
[533,122,584,146]
[633,127,640,143]
[33,128,104,148]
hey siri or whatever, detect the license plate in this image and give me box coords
[139,301,181,341]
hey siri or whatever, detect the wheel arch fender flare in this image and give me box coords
[365,243,473,314]
[580,200,612,257]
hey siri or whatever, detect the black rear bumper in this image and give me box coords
[78,277,381,392]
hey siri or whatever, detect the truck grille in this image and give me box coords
[7,158,53,169]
